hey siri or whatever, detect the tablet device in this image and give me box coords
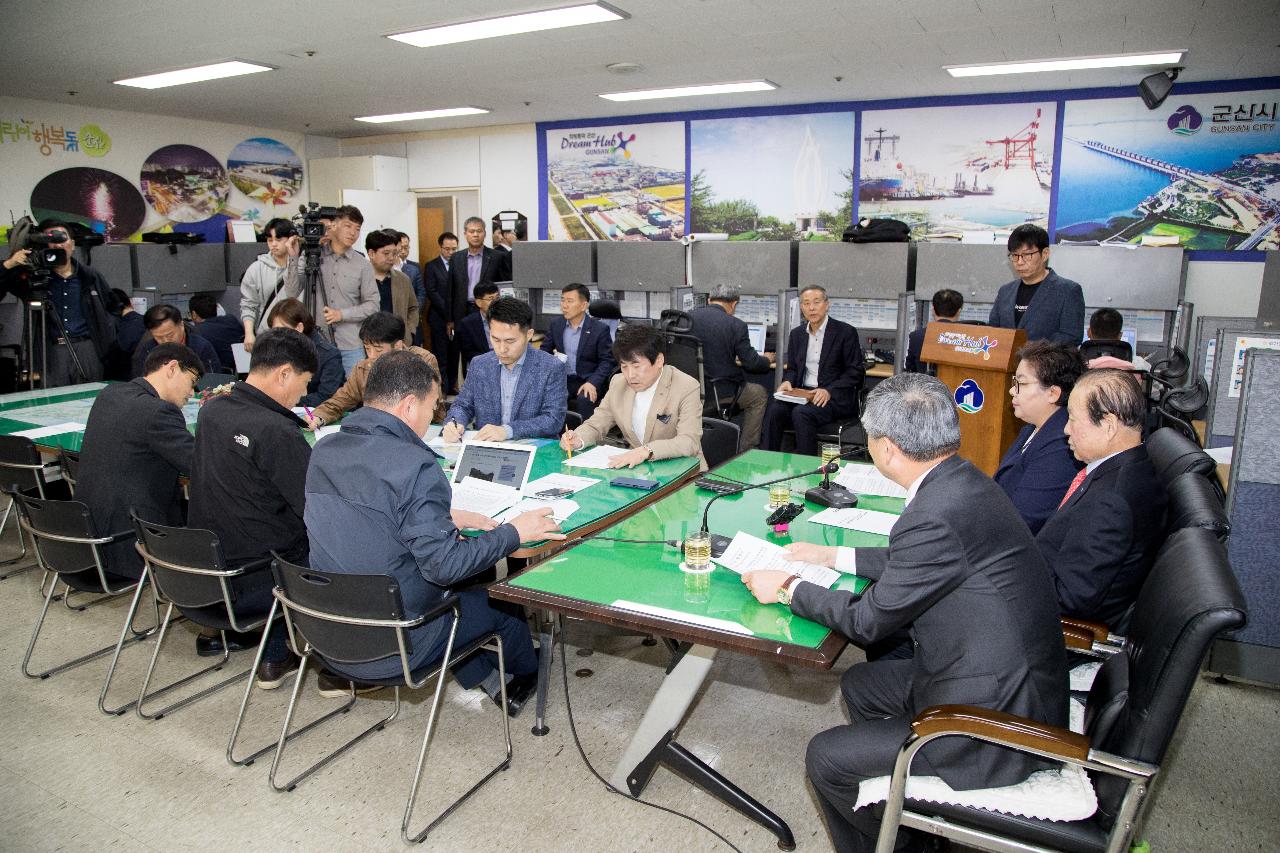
[450,440,537,491]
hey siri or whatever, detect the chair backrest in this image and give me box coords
[132,515,231,609]
[196,372,237,391]
[0,434,47,495]
[1079,339,1133,363]
[272,556,409,665]
[701,417,741,469]
[1147,346,1189,387]
[1083,528,1246,821]
[1146,426,1215,487]
[1165,471,1230,540]
[57,449,80,494]
[563,410,583,433]
[658,309,694,334]
[10,491,101,576]
[1159,375,1209,416]
[662,332,705,394]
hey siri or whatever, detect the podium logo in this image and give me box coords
[937,330,998,361]
[954,379,984,414]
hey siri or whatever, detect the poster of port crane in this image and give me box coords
[855,101,1057,241]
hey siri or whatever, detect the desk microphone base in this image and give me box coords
[709,533,732,559]
[804,483,859,509]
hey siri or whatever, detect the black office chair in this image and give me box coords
[0,434,52,579]
[1164,470,1230,541]
[57,448,80,496]
[875,527,1247,853]
[1078,339,1134,363]
[701,418,741,469]
[1146,426,1222,501]
[1154,376,1210,446]
[1147,346,1190,388]
[563,410,584,433]
[9,491,153,688]
[265,556,513,844]
[658,309,694,334]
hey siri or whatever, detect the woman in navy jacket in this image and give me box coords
[994,341,1085,534]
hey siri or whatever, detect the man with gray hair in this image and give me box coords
[688,284,774,448]
[743,372,1068,852]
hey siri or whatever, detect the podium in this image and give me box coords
[920,323,1026,476]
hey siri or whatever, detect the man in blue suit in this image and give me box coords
[989,224,1085,345]
[443,296,567,442]
[457,283,498,376]
[762,285,865,455]
[541,282,615,421]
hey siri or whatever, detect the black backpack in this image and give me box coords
[841,218,910,243]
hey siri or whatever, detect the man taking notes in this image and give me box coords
[560,324,704,470]
[306,351,561,715]
[443,296,567,442]
[743,373,1068,852]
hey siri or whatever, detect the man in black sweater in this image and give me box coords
[187,328,317,688]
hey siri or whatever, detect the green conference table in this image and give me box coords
[491,448,903,850]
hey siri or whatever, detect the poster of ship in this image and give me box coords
[689,112,855,241]
[857,101,1056,241]
[1056,90,1280,251]
[544,121,686,241]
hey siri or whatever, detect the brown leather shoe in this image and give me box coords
[255,654,300,690]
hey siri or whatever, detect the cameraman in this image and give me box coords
[282,204,378,374]
[4,221,120,386]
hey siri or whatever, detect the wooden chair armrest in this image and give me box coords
[913,704,1090,763]
[1061,616,1111,643]
[1062,625,1094,651]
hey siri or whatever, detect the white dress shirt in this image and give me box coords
[803,318,829,388]
[832,460,940,576]
[631,380,659,445]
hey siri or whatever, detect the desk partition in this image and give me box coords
[1205,327,1280,448]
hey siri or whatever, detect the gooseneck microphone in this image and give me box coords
[699,461,838,556]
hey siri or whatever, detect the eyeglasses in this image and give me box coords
[1010,378,1042,394]
[1007,249,1043,262]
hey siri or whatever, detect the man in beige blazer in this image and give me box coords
[561,324,706,471]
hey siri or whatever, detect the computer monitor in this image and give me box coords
[450,441,537,491]
[746,323,767,353]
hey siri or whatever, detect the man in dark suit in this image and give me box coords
[423,231,457,391]
[689,284,773,449]
[305,352,562,714]
[1037,368,1167,629]
[743,373,1069,852]
[541,282,615,421]
[761,285,865,455]
[457,283,498,376]
[448,216,510,327]
[77,343,202,580]
[188,292,244,373]
[989,224,1085,345]
[904,288,963,374]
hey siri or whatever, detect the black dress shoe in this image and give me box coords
[493,672,538,717]
[255,654,300,690]
[195,631,257,657]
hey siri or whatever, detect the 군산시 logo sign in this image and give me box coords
[1167,105,1202,136]
[954,379,984,414]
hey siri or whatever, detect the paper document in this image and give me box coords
[834,464,908,499]
[562,444,629,470]
[428,430,478,451]
[230,343,251,374]
[712,532,839,589]
[522,473,600,496]
[773,392,809,405]
[450,476,520,517]
[611,600,753,636]
[495,498,579,524]
[12,422,85,439]
[809,507,898,536]
[314,425,341,440]
[1204,446,1232,465]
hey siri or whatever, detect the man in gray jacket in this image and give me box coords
[744,373,1068,852]
[239,218,295,350]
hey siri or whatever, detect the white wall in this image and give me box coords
[0,95,329,240]
[340,123,539,240]
[1185,260,1265,319]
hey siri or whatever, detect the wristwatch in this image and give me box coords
[642,445,654,460]
[776,574,802,606]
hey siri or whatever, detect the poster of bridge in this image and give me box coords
[1056,89,1280,251]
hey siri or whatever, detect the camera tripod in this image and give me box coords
[24,288,90,390]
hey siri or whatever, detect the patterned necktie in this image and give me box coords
[1058,468,1088,509]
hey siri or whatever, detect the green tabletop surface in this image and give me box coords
[506,449,901,652]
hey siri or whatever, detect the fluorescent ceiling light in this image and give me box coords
[600,80,777,102]
[946,51,1184,77]
[389,2,627,48]
[354,107,491,124]
[114,60,273,89]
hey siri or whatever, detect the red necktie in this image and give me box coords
[1058,468,1088,509]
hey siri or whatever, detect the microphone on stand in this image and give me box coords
[805,445,866,508]
[699,461,838,557]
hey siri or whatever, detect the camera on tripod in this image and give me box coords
[23,232,67,274]
[293,202,339,253]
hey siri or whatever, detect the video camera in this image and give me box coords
[293,202,340,253]
[7,217,67,280]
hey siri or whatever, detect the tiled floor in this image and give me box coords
[1,533,1276,852]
